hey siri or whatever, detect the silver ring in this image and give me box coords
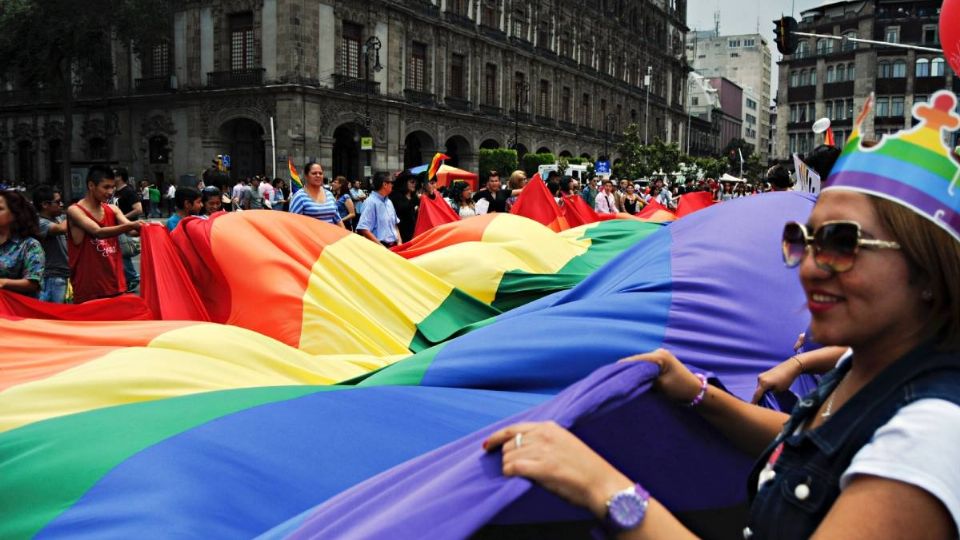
[515,432,523,449]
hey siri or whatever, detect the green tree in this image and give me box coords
[720,138,758,178]
[0,0,172,195]
[613,123,685,179]
[521,152,556,177]
[692,156,727,179]
[478,148,518,177]
[744,152,766,181]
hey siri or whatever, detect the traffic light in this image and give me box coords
[773,16,799,55]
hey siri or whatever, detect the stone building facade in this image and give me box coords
[775,0,958,161]
[0,0,690,194]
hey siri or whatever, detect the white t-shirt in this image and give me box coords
[841,398,960,534]
[258,183,275,209]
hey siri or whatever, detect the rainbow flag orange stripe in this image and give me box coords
[288,158,303,190]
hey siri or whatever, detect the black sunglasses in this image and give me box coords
[782,221,901,273]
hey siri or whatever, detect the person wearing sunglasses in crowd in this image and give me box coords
[484,92,960,539]
[32,185,70,303]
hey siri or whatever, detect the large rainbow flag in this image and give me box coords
[1,192,817,538]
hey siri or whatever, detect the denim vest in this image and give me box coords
[744,343,960,539]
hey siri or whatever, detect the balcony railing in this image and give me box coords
[534,46,557,60]
[76,83,116,99]
[479,104,504,116]
[480,24,507,40]
[404,88,436,106]
[444,95,472,112]
[444,11,474,29]
[0,89,59,105]
[135,76,172,94]
[579,125,598,138]
[409,0,440,18]
[332,74,381,94]
[535,115,555,127]
[509,36,535,52]
[207,68,265,89]
[558,120,577,132]
[510,110,531,123]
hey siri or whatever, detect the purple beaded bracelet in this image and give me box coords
[686,373,708,407]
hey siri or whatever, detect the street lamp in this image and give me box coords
[361,35,383,126]
[361,35,382,180]
[644,66,652,145]
[512,80,530,154]
[686,77,694,155]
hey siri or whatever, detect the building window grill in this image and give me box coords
[230,13,255,71]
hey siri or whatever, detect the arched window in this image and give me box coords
[796,41,810,59]
[790,70,800,87]
[842,31,857,51]
[892,60,906,78]
[816,39,828,55]
[847,62,855,80]
[799,69,808,86]
[826,66,835,83]
[932,58,945,76]
[916,58,930,77]
[836,64,846,81]
[809,69,817,86]
[878,61,891,78]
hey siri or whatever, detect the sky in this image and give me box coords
[687,0,825,102]
[687,0,824,37]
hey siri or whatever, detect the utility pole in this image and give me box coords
[644,66,652,145]
[686,79,693,155]
[362,35,382,181]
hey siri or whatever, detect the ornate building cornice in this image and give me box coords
[140,114,177,138]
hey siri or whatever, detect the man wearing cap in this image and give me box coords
[357,172,402,247]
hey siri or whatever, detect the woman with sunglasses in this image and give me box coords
[484,93,960,539]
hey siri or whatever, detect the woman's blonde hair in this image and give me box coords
[508,170,527,190]
[873,197,960,351]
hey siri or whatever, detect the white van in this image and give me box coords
[538,163,590,180]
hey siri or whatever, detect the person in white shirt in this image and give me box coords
[258,177,275,209]
[594,179,618,214]
[164,184,176,216]
[657,183,675,210]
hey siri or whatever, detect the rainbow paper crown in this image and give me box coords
[823,90,960,242]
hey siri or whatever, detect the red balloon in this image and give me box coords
[942,0,960,75]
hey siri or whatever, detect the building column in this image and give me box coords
[318,3,336,88]
[262,0,277,81]
[174,12,187,89]
[319,136,335,170]
[200,7,214,87]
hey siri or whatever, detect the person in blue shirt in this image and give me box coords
[356,172,401,247]
[166,187,201,232]
[288,162,344,227]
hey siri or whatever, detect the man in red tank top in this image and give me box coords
[65,165,142,303]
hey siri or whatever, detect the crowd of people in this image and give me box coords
[1,114,957,539]
[0,148,839,306]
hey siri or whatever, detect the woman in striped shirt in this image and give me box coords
[288,162,345,228]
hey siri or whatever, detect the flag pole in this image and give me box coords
[270,117,277,179]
